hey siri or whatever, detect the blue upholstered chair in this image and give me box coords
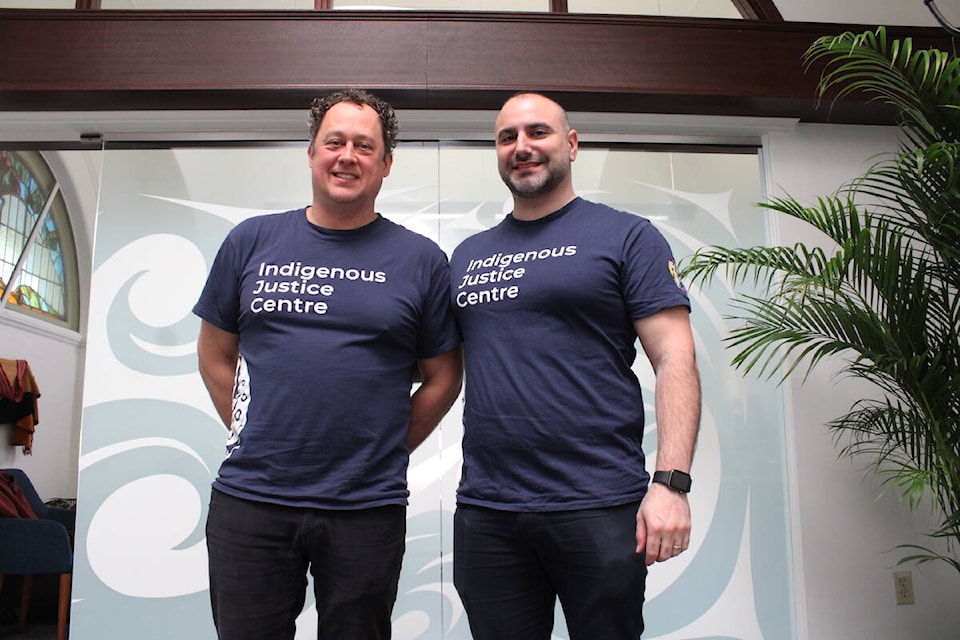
[0,468,74,640]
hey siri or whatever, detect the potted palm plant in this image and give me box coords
[680,26,960,572]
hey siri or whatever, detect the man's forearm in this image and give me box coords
[653,354,701,470]
[199,360,236,428]
[408,348,463,451]
[197,321,240,429]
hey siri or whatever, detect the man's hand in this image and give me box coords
[635,482,691,566]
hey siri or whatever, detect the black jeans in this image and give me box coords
[454,502,646,640]
[206,489,406,640]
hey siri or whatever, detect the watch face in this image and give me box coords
[672,471,692,492]
[654,470,691,493]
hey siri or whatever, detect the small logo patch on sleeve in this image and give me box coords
[668,259,687,293]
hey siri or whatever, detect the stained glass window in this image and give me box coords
[0,150,79,330]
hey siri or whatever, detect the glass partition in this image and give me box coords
[73,139,793,639]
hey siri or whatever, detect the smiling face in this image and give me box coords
[495,93,578,203]
[308,101,393,222]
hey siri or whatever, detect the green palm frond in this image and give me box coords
[897,512,960,571]
[679,26,960,572]
[808,27,960,146]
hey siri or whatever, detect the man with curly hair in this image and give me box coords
[194,89,462,640]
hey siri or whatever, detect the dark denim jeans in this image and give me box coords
[454,502,646,640]
[206,489,406,640]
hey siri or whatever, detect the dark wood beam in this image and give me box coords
[0,10,953,125]
[550,0,568,12]
[731,0,783,21]
[75,0,101,8]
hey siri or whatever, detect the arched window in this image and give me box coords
[0,150,80,331]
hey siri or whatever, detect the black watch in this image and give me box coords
[652,470,692,494]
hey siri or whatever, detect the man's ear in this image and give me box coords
[383,152,394,178]
[567,128,579,162]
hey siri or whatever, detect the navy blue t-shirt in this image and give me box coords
[450,198,690,511]
[193,209,460,509]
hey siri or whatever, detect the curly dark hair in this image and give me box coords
[308,89,399,157]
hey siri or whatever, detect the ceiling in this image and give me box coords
[776,0,947,28]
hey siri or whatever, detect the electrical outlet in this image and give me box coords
[894,571,915,605]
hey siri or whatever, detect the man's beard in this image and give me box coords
[501,157,570,199]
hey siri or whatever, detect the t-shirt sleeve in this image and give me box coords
[192,230,242,334]
[621,221,691,320]
[416,248,462,359]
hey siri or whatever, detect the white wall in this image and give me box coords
[0,149,98,500]
[764,123,960,640]
[0,319,85,500]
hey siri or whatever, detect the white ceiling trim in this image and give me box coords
[0,109,798,146]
